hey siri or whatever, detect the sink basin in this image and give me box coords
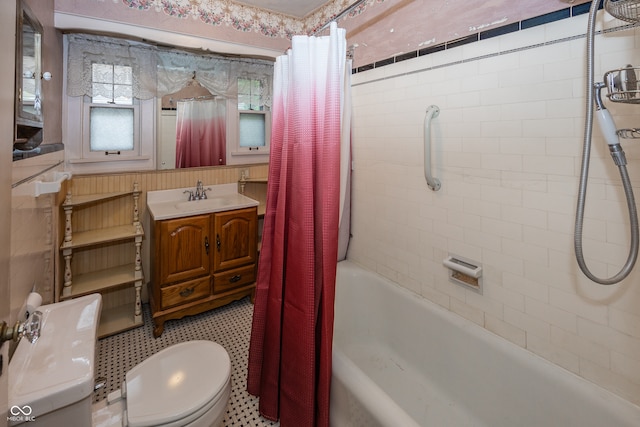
[174,197,236,212]
[146,184,259,220]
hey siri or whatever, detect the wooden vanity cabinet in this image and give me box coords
[150,207,257,337]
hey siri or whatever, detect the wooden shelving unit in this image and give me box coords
[60,183,144,338]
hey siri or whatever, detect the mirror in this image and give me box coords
[63,32,273,170]
[14,0,44,150]
[157,77,271,170]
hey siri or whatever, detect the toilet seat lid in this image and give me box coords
[125,340,231,427]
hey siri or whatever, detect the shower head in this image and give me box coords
[604,0,640,23]
[592,83,620,146]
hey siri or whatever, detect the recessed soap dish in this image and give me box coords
[443,255,483,294]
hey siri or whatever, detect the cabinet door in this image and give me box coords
[213,207,257,272]
[157,214,210,285]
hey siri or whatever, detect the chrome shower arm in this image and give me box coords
[593,82,607,110]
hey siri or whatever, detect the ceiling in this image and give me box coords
[236,0,331,18]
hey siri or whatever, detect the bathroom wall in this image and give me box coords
[53,0,287,59]
[338,0,592,70]
[53,0,593,71]
[7,0,63,334]
[0,0,16,418]
[348,11,640,406]
[11,152,64,321]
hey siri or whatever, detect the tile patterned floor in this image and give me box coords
[95,297,279,426]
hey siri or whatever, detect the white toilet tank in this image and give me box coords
[8,294,102,427]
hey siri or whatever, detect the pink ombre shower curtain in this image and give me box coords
[175,98,226,168]
[247,22,351,427]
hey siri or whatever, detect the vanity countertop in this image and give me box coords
[147,183,259,220]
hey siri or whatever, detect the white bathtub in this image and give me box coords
[330,261,640,427]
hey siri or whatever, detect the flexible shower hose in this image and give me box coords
[574,0,640,285]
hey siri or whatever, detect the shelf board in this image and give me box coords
[98,302,143,338]
[61,224,144,250]
[241,177,268,184]
[62,191,135,208]
[60,264,143,300]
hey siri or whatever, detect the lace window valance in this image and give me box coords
[66,34,273,106]
[66,35,158,100]
[156,49,273,107]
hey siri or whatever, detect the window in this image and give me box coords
[235,77,270,154]
[64,33,156,173]
[82,63,139,158]
[89,106,135,152]
[238,77,263,111]
[91,63,133,105]
[239,111,265,148]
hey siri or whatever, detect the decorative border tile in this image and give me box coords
[353,2,605,74]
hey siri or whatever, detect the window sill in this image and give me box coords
[68,156,152,164]
[231,151,270,156]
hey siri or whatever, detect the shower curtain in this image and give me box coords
[247,22,351,427]
[175,98,226,168]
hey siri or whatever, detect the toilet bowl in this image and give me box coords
[93,340,231,427]
[8,294,232,427]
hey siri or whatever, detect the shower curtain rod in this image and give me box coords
[311,0,368,35]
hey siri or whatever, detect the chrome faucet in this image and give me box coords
[194,180,212,200]
[183,190,195,201]
[183,181,213,201]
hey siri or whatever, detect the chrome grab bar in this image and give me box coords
[424,105,441,191]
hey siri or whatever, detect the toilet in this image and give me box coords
[8,294,231,427]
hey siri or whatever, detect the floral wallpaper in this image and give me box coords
[120,0,384,39]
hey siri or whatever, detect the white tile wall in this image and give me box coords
[349,12,640,406]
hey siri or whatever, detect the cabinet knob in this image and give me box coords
[216,234,221,252]
[179,287,195,298]
[204,236,210,255]
[229,275,242,283]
